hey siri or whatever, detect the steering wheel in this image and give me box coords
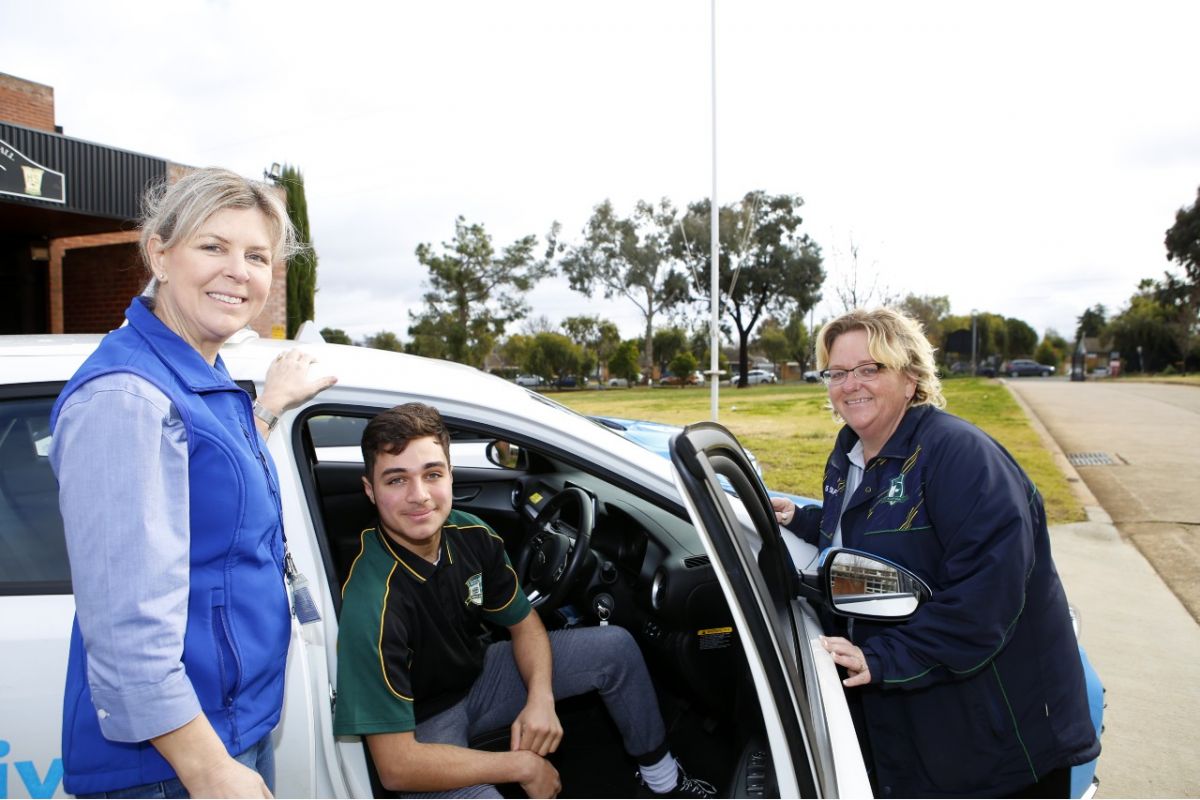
[515,487,594,609]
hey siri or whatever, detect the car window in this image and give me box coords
[0,394,71,594]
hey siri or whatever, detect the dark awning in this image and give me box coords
[1,121,167,238]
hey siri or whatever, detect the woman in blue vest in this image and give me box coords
[772,308,1098,798]
[50,168,336,798]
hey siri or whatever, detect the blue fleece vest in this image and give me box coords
[51,298,290,795]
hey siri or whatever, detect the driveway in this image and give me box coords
[1006,378,1200,797]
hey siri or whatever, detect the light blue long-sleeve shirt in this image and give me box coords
[50,371,201,742]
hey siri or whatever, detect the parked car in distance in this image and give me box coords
[803,369,821,383]
[661,370,704,386]
[514,374,545,387]
[947,361,998,378]
[555,375,587,388]
[1004,359,1056,377]
[735,369,778,385]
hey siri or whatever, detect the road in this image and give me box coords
[1006,378,1200,798]
[1008,378,1200,621]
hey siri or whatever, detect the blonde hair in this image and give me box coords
[139,167,297,297]
[816,307,945,417]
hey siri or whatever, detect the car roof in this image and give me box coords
[1,331,679,494]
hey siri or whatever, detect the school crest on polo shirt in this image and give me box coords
[465,573,484,605]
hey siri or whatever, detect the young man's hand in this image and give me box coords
[516,750,561,799]
[510,692,562,756]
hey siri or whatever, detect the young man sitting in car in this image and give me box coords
[333,402,716,799]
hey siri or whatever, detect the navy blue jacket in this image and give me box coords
[51,298,290,794]
[790,405,1099,797]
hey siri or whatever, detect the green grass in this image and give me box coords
[552,379,1084,525]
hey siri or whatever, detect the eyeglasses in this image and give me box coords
[820,362,886,386]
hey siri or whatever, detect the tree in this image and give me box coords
[409,216,555,367]
[1165,184,1200,284]
[668,351,698,385]
[561,199,690,372]
[1033,339,1061,369]
[1163,185,1200,372]
[522,332,581,385]
[320,327,353,345]
[1075,305,1107,341]
[898,294,951,350]
[1037,329,1071,369]
[1151,272,1199,372]
[828,234,894,312]
[651,326,688,375]
[562,315,621,382]
[363,330,404,352]
[608,340,641,384]
[498,333,535,369]
[1108,280,1182,372]
[405,314,451,359]
[1004,318,1038,358]
[783,311,813,371]
[281,165,317,339]
[753,317,791,378]
[673,191,824,387]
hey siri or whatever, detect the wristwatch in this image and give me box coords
[252,400,280,435]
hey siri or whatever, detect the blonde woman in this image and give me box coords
[773,308,1098,798]
[51,168,335,798]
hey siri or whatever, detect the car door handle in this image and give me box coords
[453,487,481,502]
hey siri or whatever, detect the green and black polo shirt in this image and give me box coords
[333,509,531,736]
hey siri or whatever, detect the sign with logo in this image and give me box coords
[0,138,65,203]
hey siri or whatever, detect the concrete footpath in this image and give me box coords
[1008,380,1200,798]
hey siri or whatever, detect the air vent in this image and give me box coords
[683,555,711,569]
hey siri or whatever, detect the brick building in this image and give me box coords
[0,72,287,338]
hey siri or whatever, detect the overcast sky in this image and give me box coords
[5,0,1199,345]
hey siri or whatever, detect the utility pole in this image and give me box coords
[709,0,720,422]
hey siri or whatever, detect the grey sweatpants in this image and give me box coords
[399,625,667,799]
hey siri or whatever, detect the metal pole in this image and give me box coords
[709,0,720,422]
[971,311,978,375]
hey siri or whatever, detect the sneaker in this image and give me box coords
[638,765,719,799]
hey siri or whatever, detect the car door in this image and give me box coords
[669,421,872,798]
[0,384,73,798]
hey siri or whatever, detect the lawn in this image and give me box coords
[552,378,1085,525]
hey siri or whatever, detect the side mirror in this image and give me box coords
[485,440,527,470]
[820,548,931,621]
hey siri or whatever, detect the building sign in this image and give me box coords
[0,137,65,203]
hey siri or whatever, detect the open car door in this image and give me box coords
[670,422,872,798]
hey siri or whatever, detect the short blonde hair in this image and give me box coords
[139,167,297,296]
[816,307,945,416]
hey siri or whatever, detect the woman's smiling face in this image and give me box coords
[827,328,916,453]
[149,206,274,363]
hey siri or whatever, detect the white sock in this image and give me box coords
[639,752,679,794]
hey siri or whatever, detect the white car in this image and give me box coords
[513,373,545,387]
[0,333,1096,798]
[734,369,778,385]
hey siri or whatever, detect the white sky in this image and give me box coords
[5,0,1199,345]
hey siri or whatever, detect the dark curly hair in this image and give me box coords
[361,403,451,478]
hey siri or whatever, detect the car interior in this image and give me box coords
[295,406,785,798]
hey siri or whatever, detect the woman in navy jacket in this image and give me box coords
[772,308,1098,798]
[51,168,335,798]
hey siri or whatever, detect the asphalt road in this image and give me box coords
[1006,377,1200,798]
[1007,378,1200,621]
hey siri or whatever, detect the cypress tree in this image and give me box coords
[281,164,317,338]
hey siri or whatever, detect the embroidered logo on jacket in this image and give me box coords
[465,573,483,605]
[882,474,908,505]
